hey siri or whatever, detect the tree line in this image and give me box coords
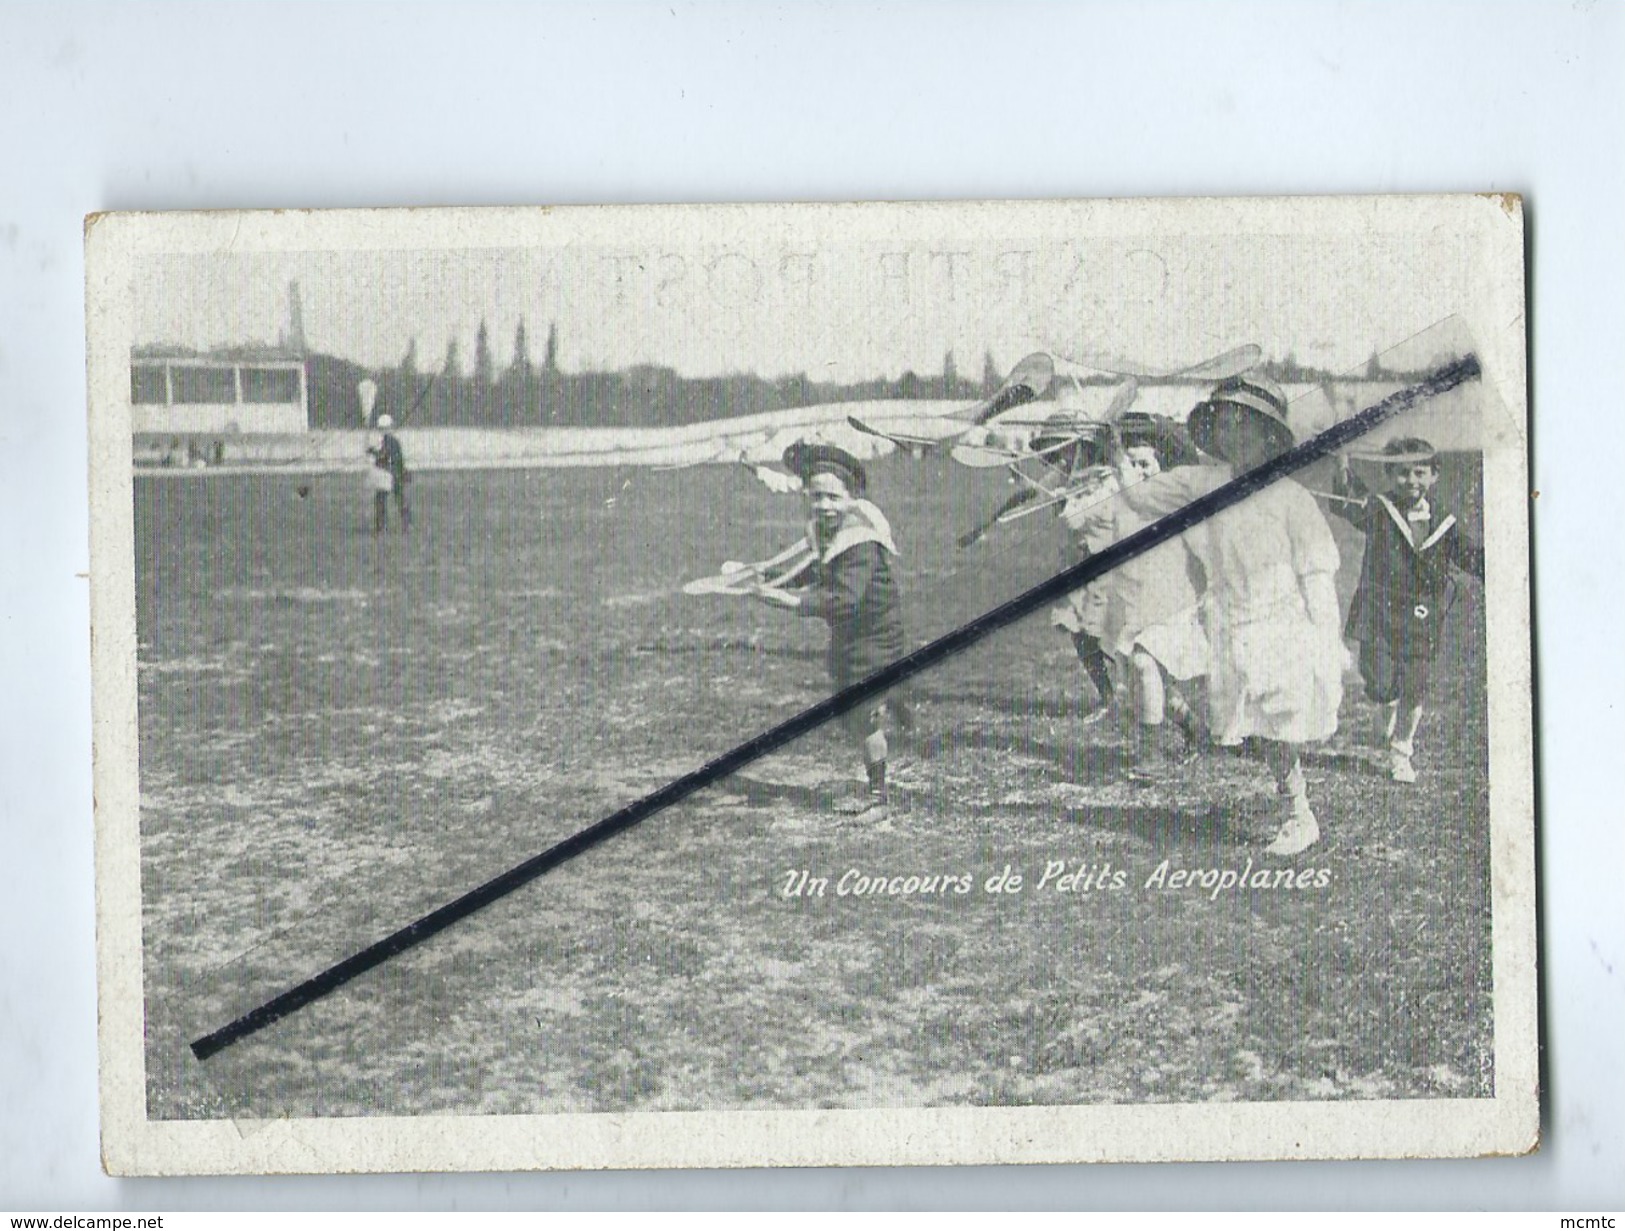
[307,322,1006,430]
[292,320,1441,431]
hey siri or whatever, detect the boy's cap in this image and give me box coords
[1187,375,1294,460]
[1382,436,1439,464]
[376,414,394,429]
[784,440,867,496]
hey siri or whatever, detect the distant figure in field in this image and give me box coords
[367,413,412,534]
[1329,437,1484,784]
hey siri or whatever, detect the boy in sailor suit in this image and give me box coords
[1330,438,1484,783]
[753,442,912,817]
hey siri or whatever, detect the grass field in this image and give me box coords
[135,453,1493,1119]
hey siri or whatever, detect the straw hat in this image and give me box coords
[1186,376,1294,461]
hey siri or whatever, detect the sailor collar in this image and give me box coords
[1375,492,1457,552]
[808,499,899,563]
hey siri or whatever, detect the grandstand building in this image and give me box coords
[130,347,310,435]
[130,344,314,466]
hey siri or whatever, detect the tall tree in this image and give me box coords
[392,338,420,421]
[981,349,1001,395]
[502,318,535,425]
[511,319,531,377]
[441,337,464,424]
[468,320,493,423]
[543,321,560,374]
[473,319,494,385]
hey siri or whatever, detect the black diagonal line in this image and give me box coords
[190,356,1480,1060]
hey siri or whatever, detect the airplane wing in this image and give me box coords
[846,416,944,449]
[1051,343,1262,382]
[962,352,1056,426]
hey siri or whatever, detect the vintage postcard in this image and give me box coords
[87,197,1536,1175]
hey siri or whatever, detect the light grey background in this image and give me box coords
[2,0,1619,1211]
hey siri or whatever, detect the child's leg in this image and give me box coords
[373,490,388,534]
[1388,659,1430,782]
[862,728,888,797]
[1071,631,1114,714]
[1261,738,1320,855]
[1161,672,1209,753]
[1131,647,1166,726]
[1128,647,1173,776]
[837,702,890,814]
[1261,739,1305,801]
[1361,638,1401,713]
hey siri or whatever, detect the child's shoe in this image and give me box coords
[1265,797,1321,856]
[1126,723,1173,785]
[836,788,889,818]
[1389,750,1418,784]
[838,761,890,816]
[1079,687,1116,727]
[1171,707,1210,762]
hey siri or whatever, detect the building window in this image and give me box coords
[170,366,239,404]
[241,367,302,404]
[131,364,169,405]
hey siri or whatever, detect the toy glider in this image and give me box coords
[681,541,815,596]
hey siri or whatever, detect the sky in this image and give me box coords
[131,213,1481,385]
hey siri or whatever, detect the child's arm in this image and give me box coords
[1114,464,1222,519]
[1444,523,1486,581]
[795,544,878,623]
[1321,456,1371,526]
[1288,489,1345,630]
[752,583,802,610]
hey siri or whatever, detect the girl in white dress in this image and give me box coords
[1105,415,1211,779]
[1117,378,1344,856]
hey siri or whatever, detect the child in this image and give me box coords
[1118,377,1344,855]
[1042,422,1121,722]
[1106,414,1210,779]
[752,442,912,816]
[1329,437,1484,783]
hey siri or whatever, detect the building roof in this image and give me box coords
[132,343,306,363]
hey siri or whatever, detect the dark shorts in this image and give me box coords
[830,628,912,739]
[1358,635,1433,705]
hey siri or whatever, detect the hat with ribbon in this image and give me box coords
[1186,375,1294,461]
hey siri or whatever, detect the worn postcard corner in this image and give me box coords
[88,195,1536,1175]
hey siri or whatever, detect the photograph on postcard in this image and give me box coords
[87,197,1536,1173]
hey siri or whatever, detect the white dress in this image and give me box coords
[1104,492,1210,682]
[1119,464,1344,744]
[1050,469,1119,640]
